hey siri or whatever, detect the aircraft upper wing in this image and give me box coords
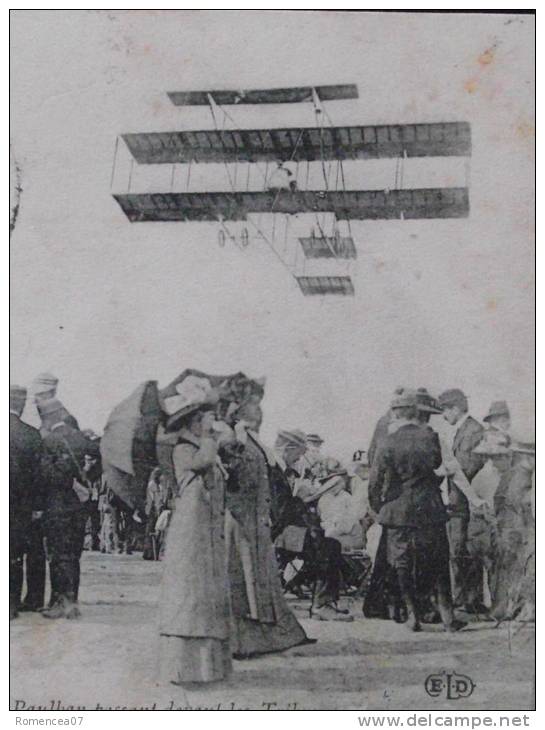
[113,188,469,222]
[121,122,471,165]
[167,84,358,106]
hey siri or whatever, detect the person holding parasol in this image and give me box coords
[157,376,234,685]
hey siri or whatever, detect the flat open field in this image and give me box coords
[10,553,535,711]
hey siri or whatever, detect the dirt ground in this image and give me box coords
[10,553,535,712]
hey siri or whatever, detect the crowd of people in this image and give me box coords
[10,372,535,687]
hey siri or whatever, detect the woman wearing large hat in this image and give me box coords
[221,401,311,658]
[158,376,233,685]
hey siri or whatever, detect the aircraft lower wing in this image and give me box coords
[113,188,469,222]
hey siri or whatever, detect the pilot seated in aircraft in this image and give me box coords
[267,162,297,193]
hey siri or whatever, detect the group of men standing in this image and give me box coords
[10,373,533,634]
[365,386,533,631]
[9,375,99,620]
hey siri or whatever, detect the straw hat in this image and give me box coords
[391,389,418,409]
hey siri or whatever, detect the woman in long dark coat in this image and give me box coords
[222,402,310,658]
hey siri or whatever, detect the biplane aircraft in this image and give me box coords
[113,84,471,296]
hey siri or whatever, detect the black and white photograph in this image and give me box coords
[9,9,535,715]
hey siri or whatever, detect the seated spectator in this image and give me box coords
[313,469,363,549]
[270,432,353,622]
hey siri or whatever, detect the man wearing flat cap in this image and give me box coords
[32,373,80,431]
[269,430,352,621]
[367,390,464,632]
[10,385,45,618]
[438,388,486,612]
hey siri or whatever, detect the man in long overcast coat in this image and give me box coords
[368,390,465,632]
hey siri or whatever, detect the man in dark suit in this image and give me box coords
[368,387,405,467]
[369,390,465,632]
[38,398,98,619]
[438,388,486,611]
[9,385,45,618]
[270,430,352,622]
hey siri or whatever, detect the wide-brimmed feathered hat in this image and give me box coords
[163,375,219,431]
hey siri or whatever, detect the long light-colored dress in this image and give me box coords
[158,429,232,683]
[224,432,308,658]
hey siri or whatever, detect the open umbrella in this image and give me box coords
[100,381,162,512]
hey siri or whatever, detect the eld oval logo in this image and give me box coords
[425,671,476,700]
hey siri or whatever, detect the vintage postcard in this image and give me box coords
[10,9,535,715]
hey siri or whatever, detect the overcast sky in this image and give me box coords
[10,10,534,457]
